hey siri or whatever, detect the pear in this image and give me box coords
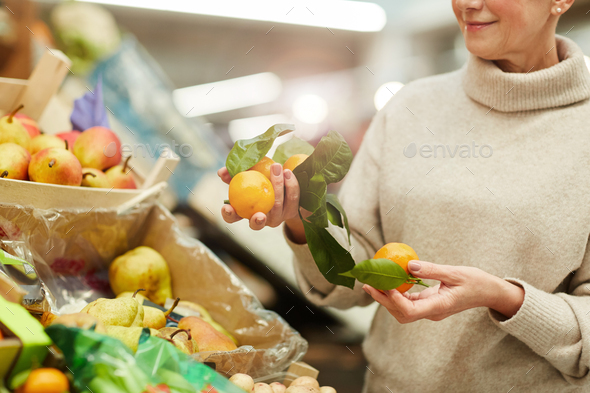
[29,134,66,155]
[117,291,148,304]
[28,146,83,186]
[208,319,239,346]
[157,328,198,355]
[81,168,112,188]
[56,130,80,150]
[109,247,172,306]
[0,143,31,180]
[51,312,107,334]
[14,113,41,138]
[176,300,213,321]
[0,105,31,150]
[105,326,144,353]
[105,156,137,189]
[177,316,237,353]
[73,126,121,170]
[144,297,180,329]
[81,288,145,327]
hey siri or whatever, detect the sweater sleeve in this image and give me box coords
[489,239,590,384]
[284,110,388,310]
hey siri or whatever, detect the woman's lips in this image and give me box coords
[465,21,496,32]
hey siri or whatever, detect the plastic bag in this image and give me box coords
[0,201,307,377]
[45,325,244,393]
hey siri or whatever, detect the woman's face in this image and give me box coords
[452,0,558,61]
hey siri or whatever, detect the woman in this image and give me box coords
[219,0,590,391]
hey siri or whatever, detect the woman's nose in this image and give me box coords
[455,0,485,12]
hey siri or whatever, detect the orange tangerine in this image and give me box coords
[373,243,419,293]
[248,156,276,180]
[229,171,275,219]
[283,154,309,172]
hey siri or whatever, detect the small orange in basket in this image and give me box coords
[18,368,69,393]
[229,171,275,219]
[248,156,276,180]
[373,243,420,293]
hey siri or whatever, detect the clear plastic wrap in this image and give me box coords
[0,201,307,378]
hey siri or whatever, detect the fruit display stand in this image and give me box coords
[0,49,177,211]
[0,200,307,380]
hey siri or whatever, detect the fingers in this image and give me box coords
[249,212,267,230]
[221,204,242,223]
[408,260,463,285]
[266,163,285,227]
[217,167,232,185]
[364,284,444,324]
[282,169,300,220]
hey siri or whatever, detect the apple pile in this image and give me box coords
[0,105,136,189]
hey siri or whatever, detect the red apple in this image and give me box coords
[105,156,136,189]
[0,143,31,180]
[29,147,83,186]
[73,127,121,170]
[13,113,40,138]
[56,130,81,150]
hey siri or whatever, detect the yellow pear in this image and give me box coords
[157,327,198,355]
[144,297,180,329]
[109,247,172,305]
[176,300,212,321]
[178,316,237,353]
[116,291,148,304]
[105,326,144,353]
[0,105,31,151]
[81,289,145,327]
[208,319,239,346]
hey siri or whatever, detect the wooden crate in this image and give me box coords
[0,50,178,212]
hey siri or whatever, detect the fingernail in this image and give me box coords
[272,164,282,176]
[256,217,264,224]
[409,261,421,272]
[284,170,292,180]
[224,207,231,215]
[362,285,370,294]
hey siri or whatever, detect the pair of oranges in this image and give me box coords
[228,154,308,219]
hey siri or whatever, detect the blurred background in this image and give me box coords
[2,0,590,390]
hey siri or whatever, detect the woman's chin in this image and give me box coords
[465,41,499,61]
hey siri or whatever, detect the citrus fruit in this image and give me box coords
[19,368,69,393]
[229,171,275,219]
[373,243,419,293]
[248,156,275,180]
[283,154,309,172]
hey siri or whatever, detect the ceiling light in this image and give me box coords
[374,81,404,111]
[77,0,387,32]
[292,94,328,124]
[173,72,282,117]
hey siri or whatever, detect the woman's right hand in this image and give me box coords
[217,163,302,232]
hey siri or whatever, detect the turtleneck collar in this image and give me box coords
[463,35,590,112]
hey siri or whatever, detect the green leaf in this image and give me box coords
[9,369,31,390]
[225,123,295,177]
[294,130,352,185]
[339,270,356,278]
[344,258,410,291]
[298,173,328,228]
[302,219,355,289]
[272,137,315,164]
[326,194,351,244]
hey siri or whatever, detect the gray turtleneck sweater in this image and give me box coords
[285,36,590,392]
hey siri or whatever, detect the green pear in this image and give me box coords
[51,312,107,334]
[81,288,145,327]
[105,326,144,353]
[116,291,148,304]
[157,328,198,355]
[176,300,212,321]
[81,168,112,188]
[0,105,31,151]
[109,247,172,306]
[144,297,180,329]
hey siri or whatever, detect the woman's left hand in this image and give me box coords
[363,260,525,323]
